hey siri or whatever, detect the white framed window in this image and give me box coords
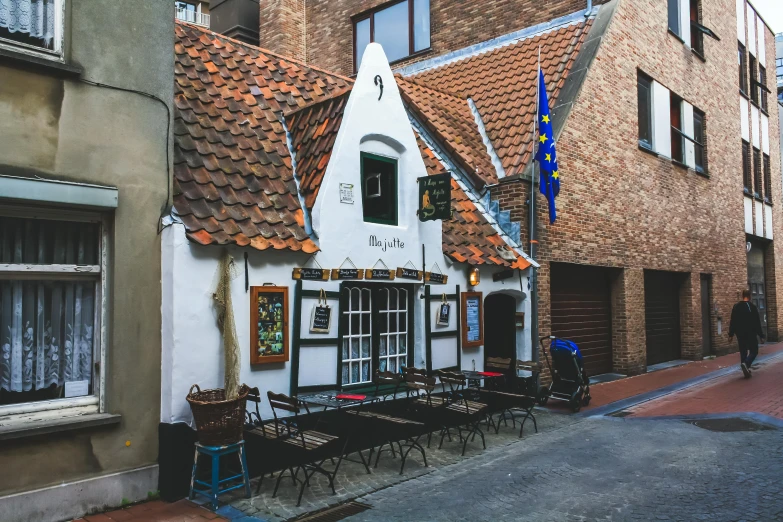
[341,287,372,386]
[0,0,65,60]
[0,207,106,420]
[378,287,408,374]
[353,0,430,71]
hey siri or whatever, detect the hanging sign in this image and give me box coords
[310,290,332,333]
[366,269,394,280]
[437,294,451,326]
[292,267,329,280]
[425,263,447,284]
[331,257,364,280]
[396,267,423,280]
[461,291,483,348]
[417,173,452,222]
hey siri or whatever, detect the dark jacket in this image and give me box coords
[729,300,764,344]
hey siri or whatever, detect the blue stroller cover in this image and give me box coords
[550,338,583,362]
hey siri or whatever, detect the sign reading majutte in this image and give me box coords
[418,173,451,222]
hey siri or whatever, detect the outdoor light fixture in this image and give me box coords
[468,267,480,286]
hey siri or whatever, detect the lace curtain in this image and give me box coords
[0,218,97,395]
[0,0,57,46]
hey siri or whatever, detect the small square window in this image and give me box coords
[361,153,397,225]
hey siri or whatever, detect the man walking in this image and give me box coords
[728,289,765,378]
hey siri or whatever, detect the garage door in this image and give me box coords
[644,271,681,366]
[550,264,613,376]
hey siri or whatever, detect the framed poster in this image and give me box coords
[461,291,483,348]
[251,286,289,364]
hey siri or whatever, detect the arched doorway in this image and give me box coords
[484,293,517,369]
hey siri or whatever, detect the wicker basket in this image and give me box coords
[186,384,250,446]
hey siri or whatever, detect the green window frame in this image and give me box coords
[360,152,398,226]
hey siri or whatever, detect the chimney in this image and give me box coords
[258,0,306,62]
[210,0,261,46]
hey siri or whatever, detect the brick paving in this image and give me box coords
[627,351,783,420]
[74,500,227,522]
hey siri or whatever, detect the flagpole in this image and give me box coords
[529,46,540,375]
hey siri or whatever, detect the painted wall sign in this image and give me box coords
[310,305,332,333]
[396,267,423,280]
[292,267,329,280]
[461,291,483,348]
[340,183,354,204]
[366,269,394,280]
[437,303,450,326]
[369,235,405,252]
[331,268,365,280]
[418,173,452,222]
[425,272,448,284]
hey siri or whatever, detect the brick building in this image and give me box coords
[249,0,781,377]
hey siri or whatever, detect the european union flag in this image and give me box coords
[534,68,560,224]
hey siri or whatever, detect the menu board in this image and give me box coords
[418,173,452,222]
[310,305,332,333]
[461,291,483,348]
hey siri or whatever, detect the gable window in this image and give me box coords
[0,213,104,410]
[637,73,654,150]
[739,43,748,95]
[759,65,768,112]
[763,153,772,203]
[670,94,684,164]
[353,0,430,71]
[689,0,703,55]
[667,0,681,38]
[749,55,759,104]
[742,140,752,194]
[340,284,412,387]
[669,94,706,172]
[668,0,717,54]
[693,109,706,174]
[361,152,398,226]
[0,0,64,58]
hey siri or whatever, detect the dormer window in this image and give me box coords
[361,152,397,226]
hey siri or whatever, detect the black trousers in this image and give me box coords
[739,339,759,367]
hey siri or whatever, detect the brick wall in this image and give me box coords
[491,0,782,374]
[258,0,602,76]
[259,0,306,62]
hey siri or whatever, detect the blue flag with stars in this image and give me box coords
[534,68,560,224]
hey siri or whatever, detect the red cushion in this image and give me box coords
[336,394,366,400]
[477,371,503,377]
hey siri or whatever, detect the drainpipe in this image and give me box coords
[585,0,592,17]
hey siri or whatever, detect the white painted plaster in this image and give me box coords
[747,4,756,56]
[761,114,769,155]
[755,199,763,237]
[736,0,745,44]
[757,14,765,64]
[744,196,754,234]
[765,204,773,239]
[652,82,671,158]
[752,106,760,149]
[740,97,750,142]
[682,101,695,168]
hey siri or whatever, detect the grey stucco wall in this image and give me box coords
[0,0,173,498]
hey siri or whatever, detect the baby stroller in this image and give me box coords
[539,336,591,412]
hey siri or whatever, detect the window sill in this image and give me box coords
[740,90,749,100]
[692,49,706,62]
[668,28,686,45]
[0,46,82,78]
[0,412,120,441]
[638,143,657,156]
[760,107,769,117]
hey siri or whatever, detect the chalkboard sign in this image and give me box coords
[461,291,483,348]
[293,267,328,280]
[437,303,450,326]
[366,269,394,280]
[310,304,332,333]
[425,272,448,284]
[331,268,364,280]
[418,173,452,222]
[396,267,422,280]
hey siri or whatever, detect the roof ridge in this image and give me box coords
[395,74,465,101]
[175,20,355,84]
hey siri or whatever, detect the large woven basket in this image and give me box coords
[186,384,250,446]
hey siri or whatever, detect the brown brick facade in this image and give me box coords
[491,0,782,374]
[259,0,602,76]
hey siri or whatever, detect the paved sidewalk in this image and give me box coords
[74,500,227,522]
[628,351,783,419]
[541,342,783,413]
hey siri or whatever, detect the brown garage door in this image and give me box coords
[644,271,681,366]
[550,264,613,376]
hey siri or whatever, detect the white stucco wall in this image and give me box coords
[160,43,532,425]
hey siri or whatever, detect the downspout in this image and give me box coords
[585,0,592,17]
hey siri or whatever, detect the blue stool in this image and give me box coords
[189,440,251,510]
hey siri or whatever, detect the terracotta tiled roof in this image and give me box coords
[415,138,530,270]
[410,20,592,178]
[397,76,497,187]
[173,22,351,252]
[286,89,351,210]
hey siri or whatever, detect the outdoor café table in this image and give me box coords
[297,391,379,473]
[461,370,506,390]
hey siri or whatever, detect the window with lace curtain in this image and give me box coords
[0,0,64,58]
[0,213,104,409]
